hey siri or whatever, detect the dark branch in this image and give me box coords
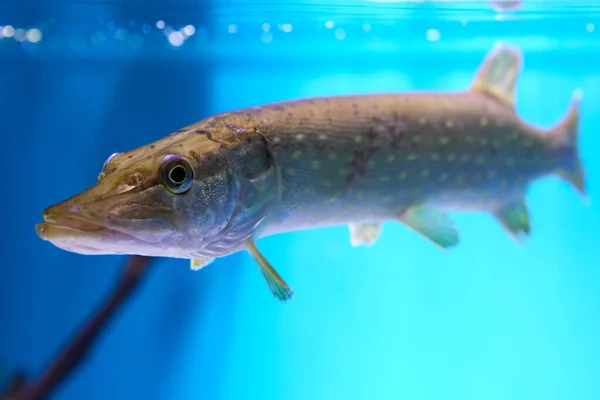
[3,255,154,400]
[2,373,26,399]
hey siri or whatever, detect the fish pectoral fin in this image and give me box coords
[471,41,522,107]
[190,257,214,271]
[395,206,459,249]
[349,222,383,247]
[245,240,294,301]
[494,199,530,243]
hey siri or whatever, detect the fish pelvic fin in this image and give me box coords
[551,89,586,198]
[349,222,383,247]
[190,257,214,271]
[470,41,522,107]
[245,240,295,301]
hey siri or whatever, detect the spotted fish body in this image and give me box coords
[36,43,585,301]
[250,90,574,238]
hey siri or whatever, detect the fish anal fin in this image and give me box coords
[494,199,530,243]
[246,240,294,301]
[395,206,459,249]
[190,257,214,271]
[471,41,522,106]
[349,222,383,247]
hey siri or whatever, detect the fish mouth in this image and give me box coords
[34,207,137,255]
[35,203,178,256]
[36,208,108,240]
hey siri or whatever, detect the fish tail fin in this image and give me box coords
[551,89,586,198]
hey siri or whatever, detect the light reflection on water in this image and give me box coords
[1,1,600,60]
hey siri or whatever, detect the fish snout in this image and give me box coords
[39,202,104,232]
[42,204,66,223]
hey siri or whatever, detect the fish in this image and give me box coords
[36,42,585,302]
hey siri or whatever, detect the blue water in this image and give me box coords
[2,1,600,399]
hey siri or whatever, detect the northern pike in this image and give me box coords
[36,43,585,301]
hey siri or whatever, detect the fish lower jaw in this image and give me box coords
[35,223,143,256]
[35,222,193,259]
[34,224,108,255]
[35,222,116,254]
[36,221,106,240]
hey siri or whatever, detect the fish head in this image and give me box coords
[36,128,278,259]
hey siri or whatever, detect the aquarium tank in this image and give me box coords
[1,0,600,399]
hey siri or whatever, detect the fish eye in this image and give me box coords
[161,155,194,194]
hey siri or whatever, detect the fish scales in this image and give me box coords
[218,91,550,235]
[35,43,586,301]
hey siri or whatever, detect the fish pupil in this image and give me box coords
[169,165,187,184]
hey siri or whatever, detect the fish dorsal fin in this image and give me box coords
[470,42,523,107]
